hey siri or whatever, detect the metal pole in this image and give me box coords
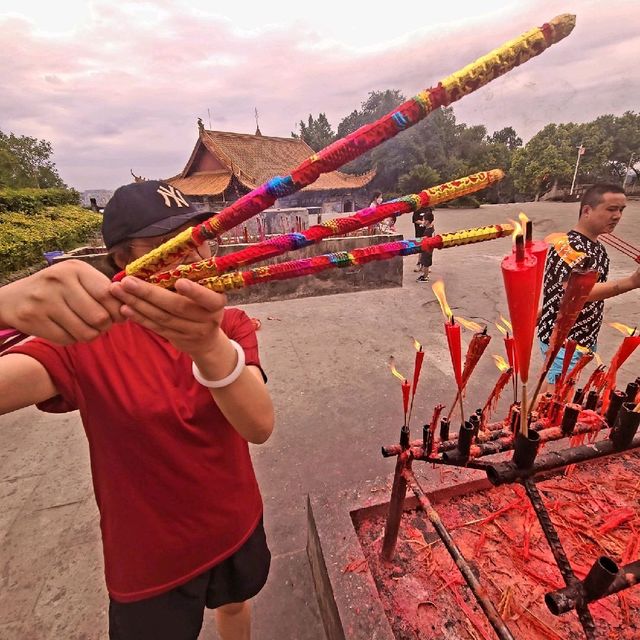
[570,145,584,195]
[403,468,516,640]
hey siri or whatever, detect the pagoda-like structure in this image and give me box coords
[167,120,375,214]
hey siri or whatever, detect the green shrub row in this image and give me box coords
[0,187,80,213]
[0,205,102,275]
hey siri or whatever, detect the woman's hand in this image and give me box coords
[110,276,228,358]
[0,260,124,344]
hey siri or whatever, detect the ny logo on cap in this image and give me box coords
[157,185,190,208]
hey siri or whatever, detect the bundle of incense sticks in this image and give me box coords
[198,224,513,293]
[600,233,640,264]
[115,14,575,281]
[149,169,505,288]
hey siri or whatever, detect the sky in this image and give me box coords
[0,0,638,190]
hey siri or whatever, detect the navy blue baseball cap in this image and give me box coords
[102,180,209,249]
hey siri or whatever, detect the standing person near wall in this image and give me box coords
[537,183,640,391]
[412,206,430,272]
[0,181,274,640]
[416,209,435,283]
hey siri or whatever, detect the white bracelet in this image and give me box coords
[192,340,246,389]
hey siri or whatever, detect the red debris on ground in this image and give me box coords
[353,451,640,639]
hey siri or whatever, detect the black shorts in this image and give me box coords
[109,518,270,640]
[418,250,433,268]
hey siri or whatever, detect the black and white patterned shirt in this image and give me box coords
[537,230,609,350]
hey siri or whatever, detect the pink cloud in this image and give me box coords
[0,2,638,190]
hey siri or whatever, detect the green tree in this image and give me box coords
[291,113,335,151]
[397,164,441,195]
[0,131,66,188]
[511,124,578,198]
[489,126,522,151]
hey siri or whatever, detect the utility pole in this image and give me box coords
[624,152,635,187]
[570,144,585,195]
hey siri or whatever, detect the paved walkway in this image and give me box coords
[1,202,639,639]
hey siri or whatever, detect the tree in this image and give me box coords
[0,131,66,188]
[291,113,335,151]
[397,164,441,195]
[489,126,522,151]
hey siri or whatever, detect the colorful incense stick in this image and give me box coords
[115,14,575,281]
[198,224,513,293]
[148,169,505,288]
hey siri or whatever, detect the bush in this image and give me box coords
[0,205,102,275]
[0,187,80,213]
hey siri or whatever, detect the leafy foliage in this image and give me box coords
[291,90,640,202]
[0,131,66,189]
[291,113,336,151]
[0,187,79,213]
[0,205,102,275]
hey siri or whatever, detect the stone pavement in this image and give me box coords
[1,202,638,639]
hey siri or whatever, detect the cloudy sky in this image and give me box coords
[1,0,638,190]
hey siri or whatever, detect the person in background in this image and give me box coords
[0,181,274,640]
[537,183,640,391]
[412,206,432,272]
[416,209,435,282]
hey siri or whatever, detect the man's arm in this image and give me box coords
[0,354,58,414]
[586,267,640,302]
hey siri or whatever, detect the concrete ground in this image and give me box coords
[1,201,639,639]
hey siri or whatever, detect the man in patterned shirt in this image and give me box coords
[538,183,640,388]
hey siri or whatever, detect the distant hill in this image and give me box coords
[80,190,113,208]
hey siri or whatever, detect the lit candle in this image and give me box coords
[501,227,539,434]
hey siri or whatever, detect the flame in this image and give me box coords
[492,355,510,373]
[500,315,513,332]
[509,219,523,244]
[609,322,636,337]
[518,212,530,226]
[413,337,422,352]
[495,321,507,336]
[431,280,453,321]
[455,316,483,332]
[594,352,604,367]
[388,356,406,382]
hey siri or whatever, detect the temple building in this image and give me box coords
[167,121,375,215]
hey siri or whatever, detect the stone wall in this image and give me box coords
[52,234,404,304]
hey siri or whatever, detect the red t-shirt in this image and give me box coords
[6,308,263,602]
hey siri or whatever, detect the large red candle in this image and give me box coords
[445,318,463,389]
[501,235,538,385]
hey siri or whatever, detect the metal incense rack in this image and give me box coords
[380,379,640,640]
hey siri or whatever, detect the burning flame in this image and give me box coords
[413,337,422,352]
[509,219,523,245]
[431,280,453,322]
[455,316,483,332]
[388,357,406,382]
[609,322,636,337]
[492,355,510,373]
[500,315,513,332]
[495,321,507,336]
[594,352,604,367]
[518,212,530,226]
